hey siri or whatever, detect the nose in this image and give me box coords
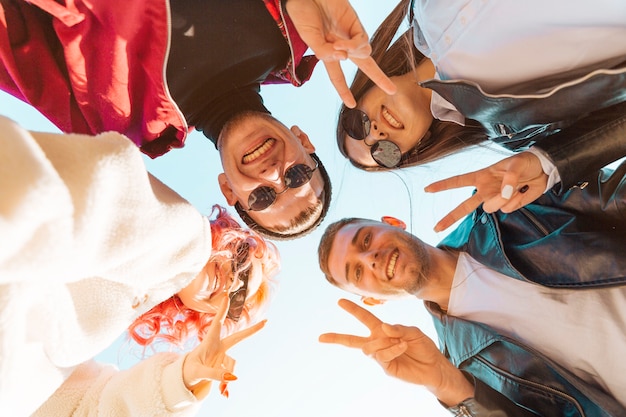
[364,119,388,146]
[257,160,283,186]
[359,249,381,273]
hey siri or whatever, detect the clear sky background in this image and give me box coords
[0,2,509,416]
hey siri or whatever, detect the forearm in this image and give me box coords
[35,354,200,417]
[534,100,626,193]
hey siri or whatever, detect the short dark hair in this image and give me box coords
[317,217,368,286]
[235,153,332,241]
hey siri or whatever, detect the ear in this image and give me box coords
[290,125,316,153]
[381,216,407,230]
[218,173,238,206]
[361,296,386,306]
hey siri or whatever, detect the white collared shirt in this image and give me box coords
[412,0,626,92]
[412,0,626,188]
[448,253,626,408]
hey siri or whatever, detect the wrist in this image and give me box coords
[161,354,199,408]
[182,352,210,397]
[430,364,475,407]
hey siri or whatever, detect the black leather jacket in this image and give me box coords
[430,161,626,416]
[421,62,626,193]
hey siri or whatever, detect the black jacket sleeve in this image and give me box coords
[533,100,626,193]
[445,373,539,417]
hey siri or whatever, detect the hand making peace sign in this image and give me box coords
[319,299,474,406]
[182,294,266,399]
[286,0,397,108]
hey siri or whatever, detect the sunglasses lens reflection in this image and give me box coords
[227,287,246,321]
[342,109,370,140]
[227,243,250,322]
[371,141,402,168]
[248,186,276,211]
[247,163,317,211]
[285,164,314,188]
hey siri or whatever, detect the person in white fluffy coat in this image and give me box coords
[0,115,280,417]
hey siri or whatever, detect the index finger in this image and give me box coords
[433,193,483,232]
[319,332,369,349]
[323,60,356,108]
[425,171,480,193]
[337,298,383,331]
[221,319,267,351]
[351,56,397,96]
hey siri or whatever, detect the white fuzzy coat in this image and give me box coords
[0,116,212,417]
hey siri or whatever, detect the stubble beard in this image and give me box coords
[402,232,430,296]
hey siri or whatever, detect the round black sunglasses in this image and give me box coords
[341,109,403,168]
[227,242,250,322]
[244,159,318,211]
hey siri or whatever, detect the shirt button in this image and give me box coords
[445,35,452,45]
[480,215,488,225]
[460,16,467,25]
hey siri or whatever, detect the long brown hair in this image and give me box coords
[336,0,486,171]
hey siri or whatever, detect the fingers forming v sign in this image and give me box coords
[320,299,474,405]
[319,298,385,349]
[183,294,266,399]
[286,0,396,107]
[425,152,549,232]
[320,300,447,387]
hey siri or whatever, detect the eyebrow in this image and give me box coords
[344,226,365,283]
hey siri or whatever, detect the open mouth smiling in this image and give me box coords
[242,137,276,164]
[386,249,399,280]
[382,106,404,129]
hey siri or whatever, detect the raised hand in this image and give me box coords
[182,294,266,399]
[286,0,396,107]
[425,152,549,232]
[319,299,473,406]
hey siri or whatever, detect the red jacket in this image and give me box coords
[0,0,316,157]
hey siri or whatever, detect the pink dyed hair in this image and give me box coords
[128,205,280,349]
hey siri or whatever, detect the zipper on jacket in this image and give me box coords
[496,123,513,138]
[518,207,550,236]
[474,356,586,416]
[424,64,626,100]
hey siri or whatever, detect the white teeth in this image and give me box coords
[382,107,403,129]
[386,250,399,279]
[242,138,276,164]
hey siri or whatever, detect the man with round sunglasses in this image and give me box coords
[0,0,395,240]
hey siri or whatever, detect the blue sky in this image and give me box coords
[0,2,509,416]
